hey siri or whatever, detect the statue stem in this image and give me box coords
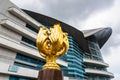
[42,55,60,70]
[46,56,57,64]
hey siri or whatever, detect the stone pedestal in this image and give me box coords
[38,69,63,80]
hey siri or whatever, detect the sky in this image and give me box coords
[10,0,120,80]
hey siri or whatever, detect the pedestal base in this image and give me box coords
[38,69,63,80]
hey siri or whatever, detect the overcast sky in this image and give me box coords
[10,0,120,80]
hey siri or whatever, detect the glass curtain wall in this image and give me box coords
[61,36,85,80]
[84,36,110,80]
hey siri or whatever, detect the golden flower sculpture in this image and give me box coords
[36,23,69,70]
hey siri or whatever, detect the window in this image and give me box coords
[9,76,36,80]
[26,24,38,33]
[15,53,45,70]
[14,62,36,70]
[22,36,36,47]
[90,48,97,55]
[66,36,85,79]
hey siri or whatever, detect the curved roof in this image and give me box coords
[23,9,112,52]
[23,9,90,53]
[82,27,112,48]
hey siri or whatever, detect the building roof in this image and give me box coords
[82,27,112,48]
[23,9,112,52]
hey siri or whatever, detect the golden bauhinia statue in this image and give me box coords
[36,23,69,70]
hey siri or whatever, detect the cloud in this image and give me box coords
[39,0,113,20]
[114,73,120,80]
[10,0,113,25]
[104,46,120,71]
[103,46,120,80]
[76,0,120,54]
[83,0,120,80]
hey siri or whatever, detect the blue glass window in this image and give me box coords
[61,36,85,79]
[9,76,35,80]
[8,65,18,73]
[22,36,36,47]
[15,53,45,70]
[26,24,38,33]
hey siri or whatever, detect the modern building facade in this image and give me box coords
[0,0,114,80]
